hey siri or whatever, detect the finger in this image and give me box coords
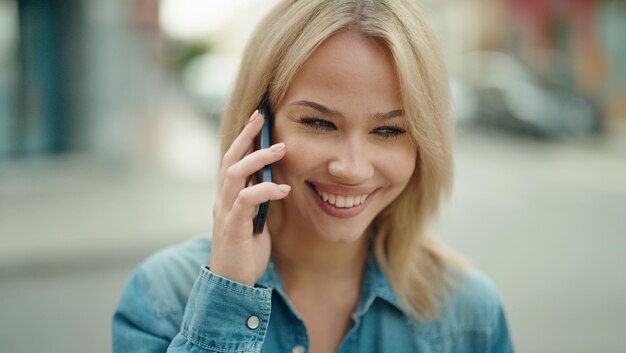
[220,143,255,189]
[221,142,286,209]
[214,131,256,237]
[220,111,264,183]
[227,183,291,237]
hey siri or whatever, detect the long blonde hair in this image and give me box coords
[220,0,466,322]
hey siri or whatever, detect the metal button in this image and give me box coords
[292,345,306,353]
[246,316,260,330]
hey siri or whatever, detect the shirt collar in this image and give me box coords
[256,258,284,291]
[256,250,407,318]
[353,250,405,317]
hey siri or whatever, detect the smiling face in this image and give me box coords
[272,29,417,244]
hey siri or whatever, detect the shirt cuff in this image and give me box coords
[179,267,272,352]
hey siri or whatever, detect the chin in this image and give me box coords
[309,219,371,244]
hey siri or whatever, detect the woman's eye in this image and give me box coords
[298,117,406,139]
[372,125,407,139]
[299,117,336,131]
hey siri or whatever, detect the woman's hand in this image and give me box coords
[210,110,290,287]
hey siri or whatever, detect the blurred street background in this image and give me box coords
[1,0,625,352]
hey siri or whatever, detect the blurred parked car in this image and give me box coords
[452,51,602,139]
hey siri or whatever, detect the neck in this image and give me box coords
[271,227,370,286]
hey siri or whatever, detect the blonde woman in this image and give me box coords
[113,1,514,352]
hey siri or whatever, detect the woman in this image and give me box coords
[113,1,515,352]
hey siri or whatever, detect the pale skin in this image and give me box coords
[210,30,417,353]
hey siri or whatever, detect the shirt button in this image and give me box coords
[292,345,306,353]
[246,316,260,330]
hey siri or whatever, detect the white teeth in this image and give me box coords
[315,187,370,208]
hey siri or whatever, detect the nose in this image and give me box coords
[327,138,374,184]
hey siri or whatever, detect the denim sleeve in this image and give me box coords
[113,266,273,353]
[167,268,273,352]
[488,305,515,353]
[113,267,177,352]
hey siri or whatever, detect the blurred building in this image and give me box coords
[1,0,625,162]
[0,0,165,161]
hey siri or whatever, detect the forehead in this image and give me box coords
[283,29,401,113]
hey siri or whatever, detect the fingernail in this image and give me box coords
[249,110,259,123]
[270,143,285,152]
[278,184,291,193]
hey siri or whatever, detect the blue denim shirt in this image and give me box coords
[112,236,514,352]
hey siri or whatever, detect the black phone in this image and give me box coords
[252,93,272,234]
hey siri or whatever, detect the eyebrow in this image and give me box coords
[289,100,404,121]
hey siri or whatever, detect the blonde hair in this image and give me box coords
[220,0,466,322]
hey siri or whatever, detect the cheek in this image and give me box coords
[380,148,417,186]
[273,137,321,180]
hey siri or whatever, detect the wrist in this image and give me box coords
[206,264,256,287]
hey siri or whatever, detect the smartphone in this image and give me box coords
[252,92,272,234]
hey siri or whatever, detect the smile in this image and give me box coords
[315,190,368,208]
[305,181,378,218]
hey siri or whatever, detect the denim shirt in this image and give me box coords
[112,236,514,352]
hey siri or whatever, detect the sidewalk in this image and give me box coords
[0,153,217,274]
